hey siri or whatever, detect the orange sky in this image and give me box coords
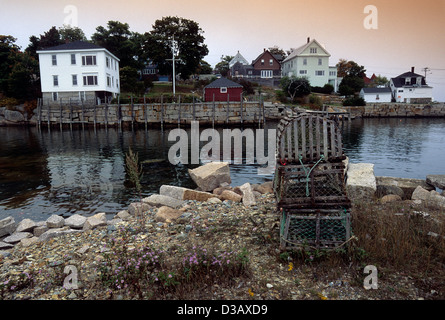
[2,0,445,100]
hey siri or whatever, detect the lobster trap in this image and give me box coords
[274,112,352,250]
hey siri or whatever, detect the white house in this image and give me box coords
[281,38,340,91]
[360,87,392,103]
[37,41,120,104]
[390,68,433,103]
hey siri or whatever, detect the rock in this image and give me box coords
[376,176,435,200]
[0,241,14,250]
[206,197,222,204]
[213,186,232,196]
[426,175,445,190]
[4,109,24,123]
[116,210,132,221]
[188,162,231,192]
[33,225,49,237]
[16,218,37,233]
[46,215,65,228]
[376,184,405,199]
[160,185,218,202]
[20,236,39,247]
[346,163,377,201]
[83,213,107,231]
[155,206,183,223]
[254,181,274,194]
[380,194,402,204]
[128,202,152,216]
[3,232,33,244]
[38,228,81,242]
[65,214,87,229]
[239,183,256,207]
[219,190,242,202]
[412,186,445,209]
[0,216,16,237]
[142,194,185,209]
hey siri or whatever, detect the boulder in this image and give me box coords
[160,185,217,202]
[128,202,152,216]
[3,232,33,244]
[219,190,242,202]
[412,186,445,209]
[239,183,256,207]
[16,218,37,233]
[65,214,87,229]
[213,186,232,196]
[20,237,39,247]
[83,212,107,231]
[116,210,132,221]
[142,194,184,209]
[38,228,81,242]
[0,241,14,250]
[46,215,65,228]
[254,181,274,194]
[376,176,435,200]
[346,163,377,201]
[188,162,231,192]
[380,194,402,204]
[155,206,183,223]
[0,216,16,237]
[33,225,49,237]
[376,184,405,199]
[426,175,445,190]
[4,109,24,123]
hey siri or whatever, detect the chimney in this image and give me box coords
[307,37,310,43]
[411,67,415,73]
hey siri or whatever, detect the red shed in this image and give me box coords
[204,77,243,102]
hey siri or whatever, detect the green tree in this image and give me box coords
[196,60,212,75]
[92,21,143,69]
[144,16,209,80]
[25,26,64,59]
[214,55,233,77]
[280,76,311,102]
[368,75,389,88]
[337,59,366,96]
[59,25,87,43]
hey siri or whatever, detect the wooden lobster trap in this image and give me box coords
[274,112,352,250]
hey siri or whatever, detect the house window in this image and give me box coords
[220,87,227,93]
[71,54,76,65]
[107,75,111,87]
[398,90,404,93]
[310,48,317,54]
[83,75,98,86]
[329,71,337,76]
[53,75,58,86]
[405,78,411,85]
[106,57,110,68]
[315,70,325,76]
[52,55,57,66]
[299,70,307,75]
[376,94,380,100]
[261,70,273,78]
[72,75,78,86]
[82,55,97,66]
[269,59,273,66]
[318,58,322,66]
[261,59,264,65]
[303,58,307,65]
[52,92,58,101]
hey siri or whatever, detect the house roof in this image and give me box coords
[361,87,392,94]
[251,49,281,66]
[283,39,330,63]
[204,77,243,89]
[229,51,249,67]
[391,71,428,88]
[39,41,102,51]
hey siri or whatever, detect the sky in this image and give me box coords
[1,0,445,101]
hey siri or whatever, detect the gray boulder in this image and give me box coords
[4,109,25,123]
[46,215,65,228]
[142,194,185,209]
[16,218,37,233]
[188,162,231,192]
[65,214,87,229]
[412,186,445,209]
[239,183,256,207]
[0,217,16,237]
[426,175,445,190]
[376,176,435,200]
[3,232,33,244]
[346,163,377,201]
[38,228,81,242]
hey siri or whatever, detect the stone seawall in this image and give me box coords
[30,101,283,128]
[345,103,445,118]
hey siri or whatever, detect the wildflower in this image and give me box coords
[288,262,294,271]
[248,288,254,297]
[317,292,328,300]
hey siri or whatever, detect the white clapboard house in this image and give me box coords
[37,41,120,104]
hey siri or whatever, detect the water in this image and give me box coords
[0,118,444,222]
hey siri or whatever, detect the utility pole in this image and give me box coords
[422,67,431,79]
[167,36,181,97]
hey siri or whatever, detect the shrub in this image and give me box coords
[343,96,366,106]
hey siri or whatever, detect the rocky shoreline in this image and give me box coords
[0,161,444,300]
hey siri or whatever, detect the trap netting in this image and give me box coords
[280,209,352,250]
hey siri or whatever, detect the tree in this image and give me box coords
[92,21,143,69]
[368,75,389,88]
[214,55,233,77]
[59,25,87,43]
[196,60,212,75]
[337,59,366,96]
[268,46,287,60]
[144,16,209,80]
[280,76,311,102]
[25,26,64,59]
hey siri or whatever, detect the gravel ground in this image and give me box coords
[0,193,441,301]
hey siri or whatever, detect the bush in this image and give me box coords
[343,96,366,106]
[311,84,334,94]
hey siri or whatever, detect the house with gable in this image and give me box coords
[250,49,283,86]
[281,38,339,91]
[390,68,433,103]
[204,77,243,102]
[37,40,120,104]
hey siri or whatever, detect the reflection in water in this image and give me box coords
[0,117,444,222]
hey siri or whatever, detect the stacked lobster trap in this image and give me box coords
[273,112,352,250]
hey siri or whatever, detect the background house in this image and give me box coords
[390,68,433,103]
[204,77,243,102]
[281,38,339,91]
[37,41,120,104]
[360,87,392,103]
